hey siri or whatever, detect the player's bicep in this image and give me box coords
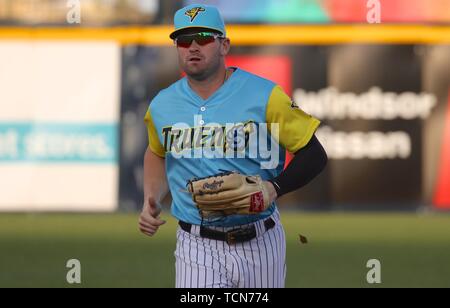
[266,86,320,153]
[144,108,165,158]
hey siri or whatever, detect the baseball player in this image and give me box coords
[139,4,328,288]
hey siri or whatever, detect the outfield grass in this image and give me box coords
[0,212,449,288]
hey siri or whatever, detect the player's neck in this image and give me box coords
[187,66,230,100]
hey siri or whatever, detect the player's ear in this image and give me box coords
[220,38,230,56]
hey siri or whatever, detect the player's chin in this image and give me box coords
[184,60,206,71]
[184,67,208,80]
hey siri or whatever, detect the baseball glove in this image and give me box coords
[186,170,271,219]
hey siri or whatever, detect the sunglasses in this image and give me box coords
[174,32,224,48]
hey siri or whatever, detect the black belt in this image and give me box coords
[178,218,275,245]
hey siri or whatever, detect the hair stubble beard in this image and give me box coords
[183,50,223,82]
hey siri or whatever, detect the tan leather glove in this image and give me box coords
[186,171,271,219]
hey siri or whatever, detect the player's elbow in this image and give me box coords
[316,140,328,175]
[301,135,328,176]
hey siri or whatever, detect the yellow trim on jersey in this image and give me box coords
[144,108,166,158]
[266,86,320,153]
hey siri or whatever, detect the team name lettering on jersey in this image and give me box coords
[162,120,255,153]
[160,119,279,169]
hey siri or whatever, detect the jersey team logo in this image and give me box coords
[185,7,205,22]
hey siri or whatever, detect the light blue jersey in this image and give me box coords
[145,68,320,226]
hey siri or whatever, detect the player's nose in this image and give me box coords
[188,40,201,52]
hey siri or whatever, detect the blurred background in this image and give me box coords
[0,0,449,288]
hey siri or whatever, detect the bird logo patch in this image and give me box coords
[290,100,300,109]
[185,7,205,22]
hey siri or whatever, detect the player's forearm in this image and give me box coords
[143,146,169,203]
[269,135,328,198]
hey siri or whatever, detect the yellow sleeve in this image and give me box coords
[144,107,166,158]
[266,85,320,153]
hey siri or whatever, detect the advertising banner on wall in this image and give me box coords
[183,0,450,23]
[120,44,450,210]
[0,42,120,211]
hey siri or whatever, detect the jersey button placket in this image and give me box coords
[199,106,206,125]
[198,106,207,171]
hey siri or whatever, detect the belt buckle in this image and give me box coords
[226,227,254,245]
[226,229,240,245]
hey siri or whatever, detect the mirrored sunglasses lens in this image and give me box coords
[176,36,194,48]
[195,35,216,46]
[176,33,217,47]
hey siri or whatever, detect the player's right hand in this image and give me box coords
[139,197,166,237]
